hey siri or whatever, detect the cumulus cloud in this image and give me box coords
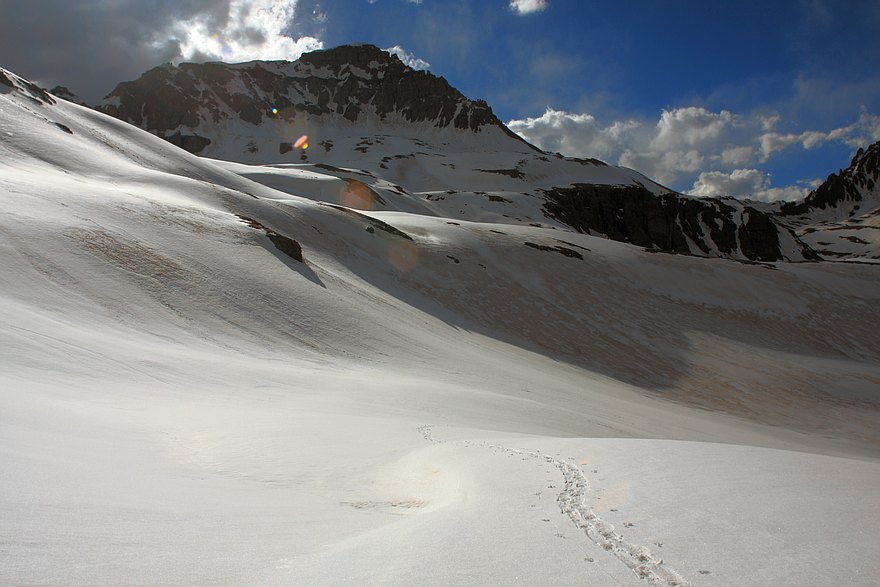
[509,105,879,197]
[758,108,880,160]
[650,107,734,152]
[174,0,322,63]
[689,169,766,199]
[384,45,430,70]
[689,169,818,202]
[0,0,324,102]
[510,0,549,16]
[721,146,755,166]
[509,106,745,185]
[507,108,639,160]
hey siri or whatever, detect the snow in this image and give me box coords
[774,177,880,262]
[2,69,880,585]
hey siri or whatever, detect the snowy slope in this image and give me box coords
[3,67,880,586]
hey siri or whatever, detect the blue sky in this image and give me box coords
[299,0,880,199]
[2,0,879,200]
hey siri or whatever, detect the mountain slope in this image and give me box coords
[89,45,815,263]
[775,140,880,262]
[4,65,880,586]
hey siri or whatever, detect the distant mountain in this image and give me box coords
[773,141,880,262]
[48,85,87,107]
[54,45,818,262]
[95,43,532,156]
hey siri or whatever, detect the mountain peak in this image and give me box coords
[95,44,525,158]
[776,140,880,262]
[781,139,880,216]
[298,43,403,70]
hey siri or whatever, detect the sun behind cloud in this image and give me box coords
[174,0,323,63]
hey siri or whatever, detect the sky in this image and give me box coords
[2,0,879,201]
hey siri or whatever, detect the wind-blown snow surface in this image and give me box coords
[2,70,880,585]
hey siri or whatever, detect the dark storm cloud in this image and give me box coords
[0,1,235,102]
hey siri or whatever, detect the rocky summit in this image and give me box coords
[774,140,880,262]
[95,44,527,155]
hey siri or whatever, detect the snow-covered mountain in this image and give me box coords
[4,62,880,586]
[95,43,531,157]
[773,140,880,262]
[79,44,817,263]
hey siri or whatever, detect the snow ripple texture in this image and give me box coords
[418,426,691,587]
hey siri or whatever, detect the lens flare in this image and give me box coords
[271,107,278,115]
[388,240,419,273]
[340,179,376,210]
[294,135,308,149]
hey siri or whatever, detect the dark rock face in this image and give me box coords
[543,185,689,252]
[48,86,88,106]
[162,131,211,153]
[524,242,584,260]
[542,184,814,261]
[0,69,56,106]
[738,209,785,261]
[98,63,203,134]
[236,215,303,262]
[298,44,499,131]
[781,140,879,216]
[96,44,535,154]
[266,232,303,263]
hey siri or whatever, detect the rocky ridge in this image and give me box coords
[95,44,531,155]
[780,140,879,218]
[543,185,817,262]
[773,140,880,262]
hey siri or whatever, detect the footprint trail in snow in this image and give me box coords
[417,425,691,587]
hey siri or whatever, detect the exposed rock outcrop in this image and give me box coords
[162,131,211,153]
[0,68,56,106]
[773,141,880,261]
[780,140,880,218]
[48,86,88,107]
[543,184,819,261]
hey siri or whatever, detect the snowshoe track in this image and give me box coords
[418,425,691,587]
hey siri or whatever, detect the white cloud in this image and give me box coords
[650,107,734,152]
[507,108,638,160]
[721,146,755,166]
[509,105,879,192]
[688,169,817,202]
[757,109,880,161]
[509,0,549,16]
[384,45,430,70]
[689,169,767,199]
[174,0,323,63]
